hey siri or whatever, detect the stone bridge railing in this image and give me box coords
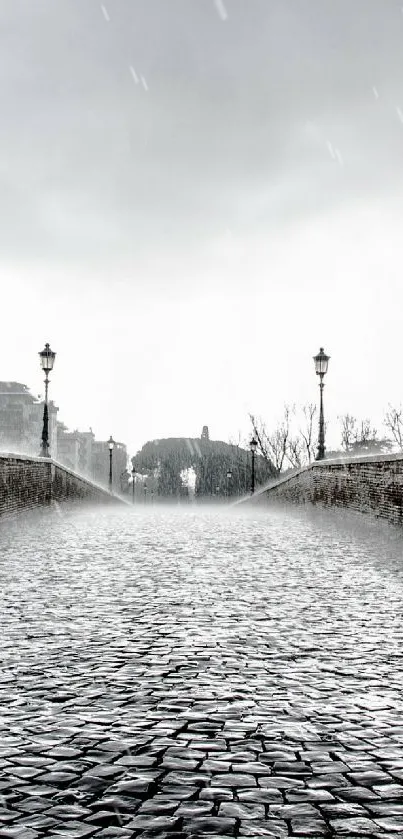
[0,453,125,518]
[248,452,403,526]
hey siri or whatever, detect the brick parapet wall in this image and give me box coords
[0,453,123,518]
[252,453,403,526]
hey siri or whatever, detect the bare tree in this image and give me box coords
[251,404,319,472]
[250,406,293,474]
[249,414,268,458]
[352,420,394,454]
[384,405,403,450]
[269,427,290,473]
[286,435,303,469]
[357,419,378,445]
[339,414,392,454]
[299,403,318,463]
[339,414,357,452]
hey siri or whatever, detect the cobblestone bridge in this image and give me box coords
[1,505,403,839]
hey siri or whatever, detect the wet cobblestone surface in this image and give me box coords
[1,504,403,838]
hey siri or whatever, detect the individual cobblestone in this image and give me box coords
[0,505,403,837]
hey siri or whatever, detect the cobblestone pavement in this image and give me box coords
[1,504,403,838]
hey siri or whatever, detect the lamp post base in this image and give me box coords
[40,398,50,459]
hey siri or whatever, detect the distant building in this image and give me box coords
[56,425,95,476]
[92,439,128,492]
[0,382,130,489]
[201,425,210,441]
[0,382,58,457]
[56,424,80,472]
[77,430,95,477]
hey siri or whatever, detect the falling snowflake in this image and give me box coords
[101,4,110,22]
[396,106,403,124]
[214,0,228,21]
[372,86,379,100]
[141,76,149,92]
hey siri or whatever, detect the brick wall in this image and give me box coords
[251,453,403,526]
[0,454,123,518]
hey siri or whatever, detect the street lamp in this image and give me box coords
[250,437,258,494]
[108,436,115,492]
[313,347,330,461]
[131,467,136,504]
[226,470,232,499]
[144,482,147,503]
[38,342,56,458]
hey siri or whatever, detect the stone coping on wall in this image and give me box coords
[51,457,119,497]
[247,450,403,501]
[0,451,47,463]
[0,451,127,502]
[313,450,403,467]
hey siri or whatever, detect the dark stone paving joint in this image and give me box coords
[1,509,403,837]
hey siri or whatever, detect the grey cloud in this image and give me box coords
[0,0,402,273]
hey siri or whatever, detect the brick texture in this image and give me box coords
[0,453,123,518]
[252,453,403,526]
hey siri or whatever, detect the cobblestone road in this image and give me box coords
[1,504,403,839]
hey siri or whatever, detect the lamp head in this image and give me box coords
[39,343,56,373]
[313,347,330,376]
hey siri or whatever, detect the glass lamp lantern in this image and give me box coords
[250,437,258,453]
[39,343,56,373]
[108,436,115,451]
[313,347,330,376]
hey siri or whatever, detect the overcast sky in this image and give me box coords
[2,0,403,456]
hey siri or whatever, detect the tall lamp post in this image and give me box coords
[226,470,232,499]
[108,436,115,492]
[39,342,56,458]
[131,467,136,504]
[313,347,330,461]
[250,437,258,494]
